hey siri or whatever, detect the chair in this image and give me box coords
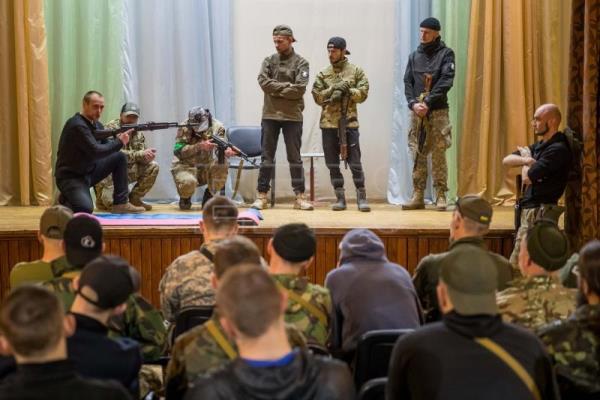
[358,378,387,400]
[307,343,331,357]
[227,126,276,206]
[171,305,214,345]
[353,329,413,389]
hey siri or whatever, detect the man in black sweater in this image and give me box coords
[387,245,559,400]
[55,90,143,214]
[0,286,131,400]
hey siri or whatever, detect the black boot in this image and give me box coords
[179,197,192,210]
[357,188,371,212]
[331,188,346,211]
[201,189,213,208]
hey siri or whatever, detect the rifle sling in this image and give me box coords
[206,320,237,360]
[275,281,327,326]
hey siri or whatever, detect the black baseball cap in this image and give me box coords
[327,36,350,55]
[64,215,103,268]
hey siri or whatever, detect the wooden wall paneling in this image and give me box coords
[150,238,162,306]
[120,238,132,263]
[406,237,419,273]
[0,241,9,297]
[140,239,153,302]
[180,238,191,255]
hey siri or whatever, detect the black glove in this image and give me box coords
[329,89,344,103]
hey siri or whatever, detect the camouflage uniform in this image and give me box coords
[165,311,307,398]
[159,242,218,323]
[171,119,229,198]
[272,274,332,346]
[94,118,159,209]
[538,304,600,396]
[496,275,577,331]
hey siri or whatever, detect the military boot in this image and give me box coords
[179,197,192,211]
[435,193,447,211]
[402,189,425,210]
[112,202,145,214]
[251,192,269,210]
[294,193,314,211]
[357,188,371,212]
[130,195,152,211]
[201,190,213,208]
[331,188,347,211]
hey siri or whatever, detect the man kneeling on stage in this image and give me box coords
[55,91,144,214]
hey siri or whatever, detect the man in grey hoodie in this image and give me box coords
[325,229,423,361]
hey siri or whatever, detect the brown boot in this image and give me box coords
[130,195,152,211]
[435,194,447,211]
[402,190,425,210]
[112,202,145,214]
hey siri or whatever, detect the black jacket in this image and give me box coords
[514,132,572,208]
[55,113,122,179]
[0,360,131,400]
[387,312,559,400]
[404,37,455,111]
[184,349,355,400]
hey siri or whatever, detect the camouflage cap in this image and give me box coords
[526,220,570,271]
[272,24,296,42]
[456,195,493,225]
[40,205,73,239]
[188,106,211,132]
[440,244,499,316]
[121,102,140,117]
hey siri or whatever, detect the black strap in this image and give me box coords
[200,245,214,262]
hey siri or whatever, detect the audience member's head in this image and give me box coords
[577,240,600,306]
[0,286,74,363]
[518,220,570,277]
[450,195,492,241]
[268,223,315,273]
[338,228,386,265]
[213,236,262,283]
[38,206,73,255]
[436,245,499,316]
[200,196,239,240]
[63,215,104,268]
[70,255,140,324]
[217,264,286,345]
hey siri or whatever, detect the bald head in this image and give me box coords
[533,104,561,137]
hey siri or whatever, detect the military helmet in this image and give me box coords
[188,106,211,132]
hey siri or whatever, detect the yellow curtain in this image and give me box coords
[0,0,52,206]
[458,0,571,203]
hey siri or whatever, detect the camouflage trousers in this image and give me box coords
[95,161,159,209]
[171,158,229,198]
[408,108,452,194]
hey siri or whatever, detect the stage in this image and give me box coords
[0,204,516,307]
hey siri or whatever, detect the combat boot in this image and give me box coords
[129,195,152,211]
[435,193,447,211]
[402,189,425,210]
[201,190,213,208]
[331,188,346,211]
[251,192,269,210]
[179,197,192,210]
[357,188,371,212]
[294,193,314,211]
[112,202,145,214]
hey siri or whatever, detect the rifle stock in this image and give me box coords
[339,95,350,169]
[413,73,433,170]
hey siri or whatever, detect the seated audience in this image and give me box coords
[43,214,167,361]
[10,205,73,287]
[185,265,355,400]
[267,223,332,346]
[413,195,513,322]
[497,220,576,330]
[387,245,559,400]
[67,255,143,397]
[160,196,239,322]
[0,286,130,400]
[325,228,423,361]
[539,240,600,398]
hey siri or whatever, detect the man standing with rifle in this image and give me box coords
[402,18,455,211]
[55,91,144,214]
[312,37,370,212]
[94,102,159,212]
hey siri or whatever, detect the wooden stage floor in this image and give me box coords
[0,204,516,307]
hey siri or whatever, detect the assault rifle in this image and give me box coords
[206,133,259,167]
[93,122,201,141]
[413,73,433,171]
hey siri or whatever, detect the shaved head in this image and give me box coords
[532,103,562,137]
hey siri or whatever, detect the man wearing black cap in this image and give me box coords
[95,102,159,212]
[252,24,313,211]
[388,245,559,400]
[413,195,513,322]
[55,90,144,214]
[402,17,455,211]
[312,37,371,212]
[498,220,577,330]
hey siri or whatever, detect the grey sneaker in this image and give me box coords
[294,193,314,211]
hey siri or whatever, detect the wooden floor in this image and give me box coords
[0,204,516,307]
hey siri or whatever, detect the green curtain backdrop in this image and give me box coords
[431,0,471,200]
[44,0,124,167]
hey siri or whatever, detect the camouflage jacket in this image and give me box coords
[104,118,148,165]
[312,57,369,129]
[171,119,226,168]
[159,242,218,322]
[166,311,307,398]
[258,49,309,122]
[43,271,167,361]
[497,275,577,330]
[538,304,600,395]
[272,274,332,346]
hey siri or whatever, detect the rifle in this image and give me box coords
[413,73,433,171]
[205,132,259,167]
[93,122,201,141]
[339,94,350,169]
